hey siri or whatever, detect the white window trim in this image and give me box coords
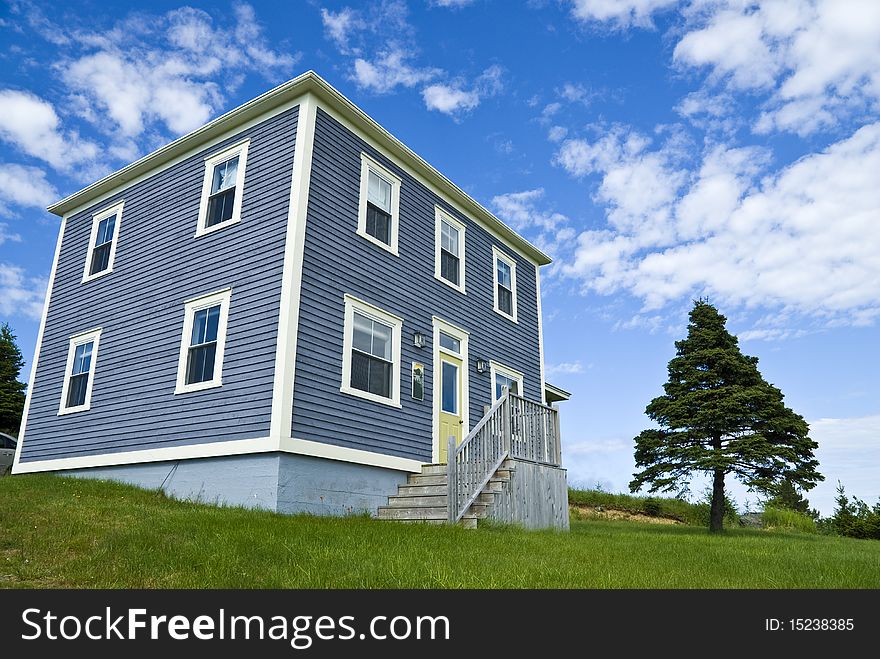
[340,294,403,408]
[195,140,250,237]
[489,360,524,402]
[82,202,124,283]
[492,246,518,323]
[174,288,233,394]
[434,206,466,294]
[357,152,401,256]
[58,328,103,415]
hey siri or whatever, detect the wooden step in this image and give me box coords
[386,492,494,508]
[392,518,478,529]
[397,484,448,496]
[376,503,489,520]
[419,464,448,476]
[407,474,447,486]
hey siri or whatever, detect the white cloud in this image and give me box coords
[491,188,568,233]
[0,163,58,210]
[422,65,504,116]
[673,0,880,136]
[0,263,47,321]
[430,0,475,7]
[546,361,586,375]
[738,328,808,342]
[548,126,568,142]
[0,224,21,246]
[570,0,679,28]
[423,84,480,114]
[321,7,365,54]
[354,50,440,93]
[0,90,99,171]
[59,4,296,139]
[557,122,880,324]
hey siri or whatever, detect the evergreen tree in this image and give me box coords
[763,478,816,518]
[0,323,27,436]
[629,301,823,532]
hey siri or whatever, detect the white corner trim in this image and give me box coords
[174,287,233,394]
[492,245,518,323]
[340,294,403,408]
[12,434,423,475]
[57,327,103,415]
[270,93,318,441]
[431,316,470,463]
[535,263,547,405]
[81,201,124,283]
[356,152,401,256]
[12,216,67,473]
[489,360,524,402]
[281,437,422,473]
[195,139,250,237]
[434,205,466,294]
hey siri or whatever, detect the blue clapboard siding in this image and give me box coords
[292,108,542,462]
[19,107,299,462]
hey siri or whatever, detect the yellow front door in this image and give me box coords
[438,355,463,464]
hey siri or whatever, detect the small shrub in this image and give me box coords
[762,506,817,534]
[642,498,662,517]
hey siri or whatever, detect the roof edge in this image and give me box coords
[49,71,551,266]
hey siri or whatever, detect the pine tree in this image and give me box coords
[0,323,27,436]
[629,301,823,532]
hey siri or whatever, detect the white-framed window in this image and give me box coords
[175,288,232,394]
[82,202,123,283]
[490,361,524,401]
[357,153,401,255]
[58,328,102,415]
[434,206,466,293]
[492,246,518,322]
[196,140,249,237]
[341,294,403,407]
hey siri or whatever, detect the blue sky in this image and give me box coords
[1,0,877,514]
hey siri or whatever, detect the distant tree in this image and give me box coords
[831,482,880,540]
[763,478,818,519]
[0,323,27,436]
[629,300,823,532]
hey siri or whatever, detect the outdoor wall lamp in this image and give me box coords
[475,358,488,373]
[413,330,426,349]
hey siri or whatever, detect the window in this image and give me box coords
[175,288,232,394]
[441,361,459,414]
[439,331,460,354]
[490,361,523,401]
[59,328,102,415]
[341,295,403,407]
[82,202,123,282]
[357,153,400,255]
[196,140,249,236]
[434,207,466,293]
[492,246,518,321]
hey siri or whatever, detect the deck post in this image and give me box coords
[447,435,457,524]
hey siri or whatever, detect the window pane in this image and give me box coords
[90,243,112,275]
[441,361,458,414]
[352,312,373,354]
[204,305,220,343]
[371,321,392,361]
[186,343,217,384]
[72,341,93,376]
[366,204,391,244]
[67,372,89,408]
[206,187,236,227]
[350,351,391,398]
[439,332,460,354]
[497,259,511,288]
[498,285,513,315]
[211,156,239,194]
[495,374,519,400]
[440,250,459,285]
[441,220,459,257]
[367,169,392,212]
[95,215,116,246]
[191,305,221,346]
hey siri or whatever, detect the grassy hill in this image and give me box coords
[2,474,878,588]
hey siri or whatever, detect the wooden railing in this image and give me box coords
[447,389,561,524]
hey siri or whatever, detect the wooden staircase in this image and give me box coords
[376,460,515,529]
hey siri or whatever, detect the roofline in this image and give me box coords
[544,382,572,401]
[49,71,552,266]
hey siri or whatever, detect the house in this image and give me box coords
[13,72,570,529]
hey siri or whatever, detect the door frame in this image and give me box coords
[431,316,470,463]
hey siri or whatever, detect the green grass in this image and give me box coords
[2,474,879,588]
[568,488,720,525]
[762,507,818,533]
